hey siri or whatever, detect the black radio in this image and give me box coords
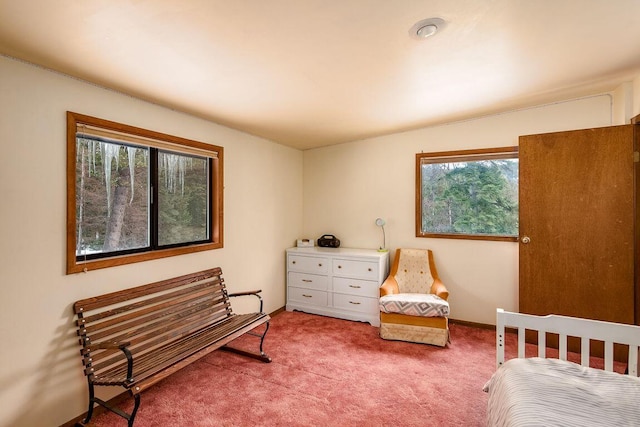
[317,234,340,248]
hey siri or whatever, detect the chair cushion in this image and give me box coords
[379,293,450,317]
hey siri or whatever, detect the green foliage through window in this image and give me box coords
[416,148,518,241]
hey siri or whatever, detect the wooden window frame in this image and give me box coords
[66,111,224,274]
[415,146,519,242]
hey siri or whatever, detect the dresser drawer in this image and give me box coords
[333,293,378,314]
[288,287,328,307]
[333,277,379,297]
[288,272,328,291]
[332,259,378,280]
[288,255,329,274]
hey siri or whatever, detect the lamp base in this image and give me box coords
[377,248,389,252]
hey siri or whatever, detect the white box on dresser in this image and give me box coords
[286,247,389,326]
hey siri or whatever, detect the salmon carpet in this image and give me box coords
[87,310,498,426]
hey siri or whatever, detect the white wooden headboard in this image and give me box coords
[496,308,640,376]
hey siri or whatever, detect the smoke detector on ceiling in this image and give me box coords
[409,17,447,40]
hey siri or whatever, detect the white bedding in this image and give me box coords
[483,357,640,427]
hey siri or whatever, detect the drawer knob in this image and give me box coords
[368,268,372,272]
[349,284,361,289]
[318,263,323,267]
[302,294,313,298]
[302,279,312,283]
[338,265,342,269]
[292,261,296,264]
[349,301,361,305]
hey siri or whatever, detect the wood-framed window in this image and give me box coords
[66,111,223,274]
[416,147,518,242]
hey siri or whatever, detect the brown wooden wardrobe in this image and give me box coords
[518,120,639,329]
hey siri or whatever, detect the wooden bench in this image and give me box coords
[73,267,271,427]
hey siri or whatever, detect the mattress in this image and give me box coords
[483,357,640,427]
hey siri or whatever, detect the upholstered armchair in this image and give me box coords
[379,248,450,346]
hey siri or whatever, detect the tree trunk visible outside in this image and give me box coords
[103,167,130,252]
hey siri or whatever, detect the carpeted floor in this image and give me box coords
[88,311,499,426]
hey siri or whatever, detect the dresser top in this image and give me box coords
[286,246,389,259]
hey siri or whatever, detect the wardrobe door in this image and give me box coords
[519,125,636,325]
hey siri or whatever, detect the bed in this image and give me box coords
[483,309,640,426]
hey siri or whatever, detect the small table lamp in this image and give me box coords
[375,218,388,252]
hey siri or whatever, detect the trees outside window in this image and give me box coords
[75,138,150,256]
[156,151,209,246]
[416,147,518,241]
[67,112,223,274]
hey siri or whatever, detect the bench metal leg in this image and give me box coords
[128,392,141,427]
[76,382,141,427]
[255,320,271,361]
[222,321,272,363]
[76,380,96,426]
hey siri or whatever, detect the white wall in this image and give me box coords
[634,75,640,118]
[612,81,634,124]
[0,56,302,427]
[303,95,615,326]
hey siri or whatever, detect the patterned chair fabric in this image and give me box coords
[394,248,435,294]
[379,293,450,317]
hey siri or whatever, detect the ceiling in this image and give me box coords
[2,1,640,150]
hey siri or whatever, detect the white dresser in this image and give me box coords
[285,247,389,326]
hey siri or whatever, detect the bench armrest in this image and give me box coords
[92,340,135,383]
[228,289,264,312]
[93,340,131,350]
[228,289,262,297]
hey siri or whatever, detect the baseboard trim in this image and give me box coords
[270,306,286,317]
[449,318,522,335]
[449,317,495,331]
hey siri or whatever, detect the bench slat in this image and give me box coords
[74,267,223,314]
[84,291,229,341]
[78,280,223,331]
[87,304,233,369]
[92,313,268,386]
[135,315,268,393]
